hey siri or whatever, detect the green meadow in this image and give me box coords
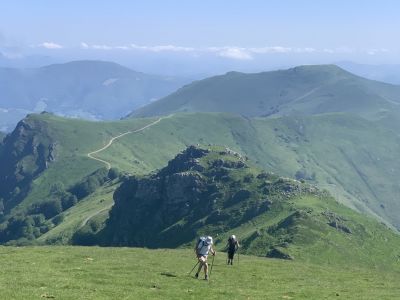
[0,246,399,299]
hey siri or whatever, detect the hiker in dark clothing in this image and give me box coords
[227,235,240,265]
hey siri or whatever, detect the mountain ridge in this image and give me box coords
[131,64,400,119]
[0,60,190,131]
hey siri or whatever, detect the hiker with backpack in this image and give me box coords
[227,235,240,265]
[194,236,216,280]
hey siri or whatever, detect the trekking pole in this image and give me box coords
[188,261,199,276]
[237,249,240,265]
[209,254,215,280]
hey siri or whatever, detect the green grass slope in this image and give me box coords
[3,111,400,244]
[0,246,399,299]
[93,145,400,270]
[37,181,117,245]
[4,113,156,205]
[131,65,400,120]
[94,113,400,228]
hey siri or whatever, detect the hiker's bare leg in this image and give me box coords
[196,256,206,276]
[204,260,209,276]
[197,262,203,274]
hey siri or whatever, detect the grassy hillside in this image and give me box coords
[0,113,159,243]
[37,181,117,245]
[85,145,400,270]
[131,65,400,120]
[2,111,400,244]
[0,60,189,131]
[4,113,156,205]
[93,113,400,228]
[0,246,399,299]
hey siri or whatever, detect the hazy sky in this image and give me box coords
[1,0,399,74]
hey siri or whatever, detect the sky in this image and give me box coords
[1,0,399,75]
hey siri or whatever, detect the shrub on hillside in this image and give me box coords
[61,193,77,210]
[295,169,316,181]
[32,199,63,219]
[70,168,110,199]
[50,182,66,196]
[72,227,98,246]
[52,214,64,226]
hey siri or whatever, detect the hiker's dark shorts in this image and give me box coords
[228,251,235,259]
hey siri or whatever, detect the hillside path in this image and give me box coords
[87,116,169,169]
[80,203,114,229]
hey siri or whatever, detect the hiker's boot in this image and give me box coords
[195,273,199,279]
[205,275,209,281]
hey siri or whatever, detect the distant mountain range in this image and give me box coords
[338,61,400,85]
[132,65,400,119]
[0,60,190,131]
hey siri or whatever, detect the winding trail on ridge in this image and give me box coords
[82,116,171,229]
[87,116,170,169]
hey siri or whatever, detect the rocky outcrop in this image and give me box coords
[323,211,352,234]
[160,145,208,175]
[101,145,321,250]
[104,146,255,247]
[266,247,294,260]
[0,116,57,208]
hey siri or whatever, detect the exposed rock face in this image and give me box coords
[323,211,352,234]
[266,247,294,260]
[212,158,246,169]
[103,145,317,249]
[105,145,259,247]
[160,145,209,175]
[0,116,57,208]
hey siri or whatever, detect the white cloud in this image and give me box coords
[116,46,129,50]
[217,48,253,60]
[81,43,128,50]
[38,42,63,49]
[92,44,113,50]
[366,48,389,55]
[323,48,335,54]
[249,46,292,54]
[296,47,316,53]
[248,46,317,54]
[81,43,195,52]
[76,42,392,59]
[130,44,195,52]
[334,47,354,54]
[322,47,355,54]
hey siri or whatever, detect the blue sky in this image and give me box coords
[1,0,399,74]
